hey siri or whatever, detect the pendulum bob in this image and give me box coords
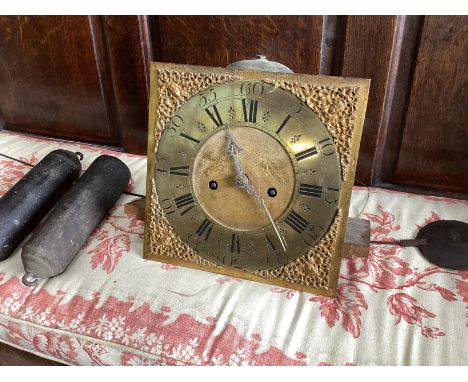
[0,150,82,261]
[21,155,131,285]
[372,220,468,270]
[416,220,468,270]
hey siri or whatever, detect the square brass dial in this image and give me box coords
[144,62,369,297]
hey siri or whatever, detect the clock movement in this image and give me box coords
[144,62,369,296]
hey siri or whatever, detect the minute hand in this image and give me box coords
[254,190,288,252]
[224,128,287,252]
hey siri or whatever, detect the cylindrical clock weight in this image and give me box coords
[0,150,82,261]
[21,155,131,286]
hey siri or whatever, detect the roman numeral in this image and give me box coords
[284,211,309,234]
[299,183,322,198]
[174,193,194,209]
[276,115,291,134]
[242,99,258,123]
[295,147,318,161]
[265,234,276,251]
[180,205,194,216]
[169,166,189,177]
[205,105,223,127]
[180,132,200,144]
[231,234,240,254]
[196,219,213,241]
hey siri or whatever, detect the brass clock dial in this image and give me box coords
[154,80,341,271]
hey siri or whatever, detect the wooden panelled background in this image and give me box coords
[0,16,466,197]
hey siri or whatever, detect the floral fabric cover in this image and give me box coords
[0,130,467,366]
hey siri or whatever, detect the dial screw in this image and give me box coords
[209,180,218,190]
[267,188,277,197]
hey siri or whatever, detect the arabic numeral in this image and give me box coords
[160,198,175,215]
[319,137,336,156]
[198,87,217,107]
[240,81,264,96]
[325,187,340,204]
[286,102,304,115]
[170,115,183,128]
[303,225,325,246]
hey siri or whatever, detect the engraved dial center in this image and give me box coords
[192,126,295,231]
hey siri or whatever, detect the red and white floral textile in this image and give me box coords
[0,130,467,366]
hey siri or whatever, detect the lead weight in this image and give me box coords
[0,150,82,261]
[21,155,131,285]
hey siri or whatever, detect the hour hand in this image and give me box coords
[224,128,242,160]
[224,127,245,176]
[224,127,287,252]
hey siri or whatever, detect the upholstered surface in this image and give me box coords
[0,131,467,365]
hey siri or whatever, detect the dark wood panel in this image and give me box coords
[371,16,425,186]
[102,16,149,154]
[0,15,465,196]
[156,16,324,74]
[319,16,347,76]
[393,16,468,193]
[0,16,119,145]
[339,16,396,185]
[0,342,64,365]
